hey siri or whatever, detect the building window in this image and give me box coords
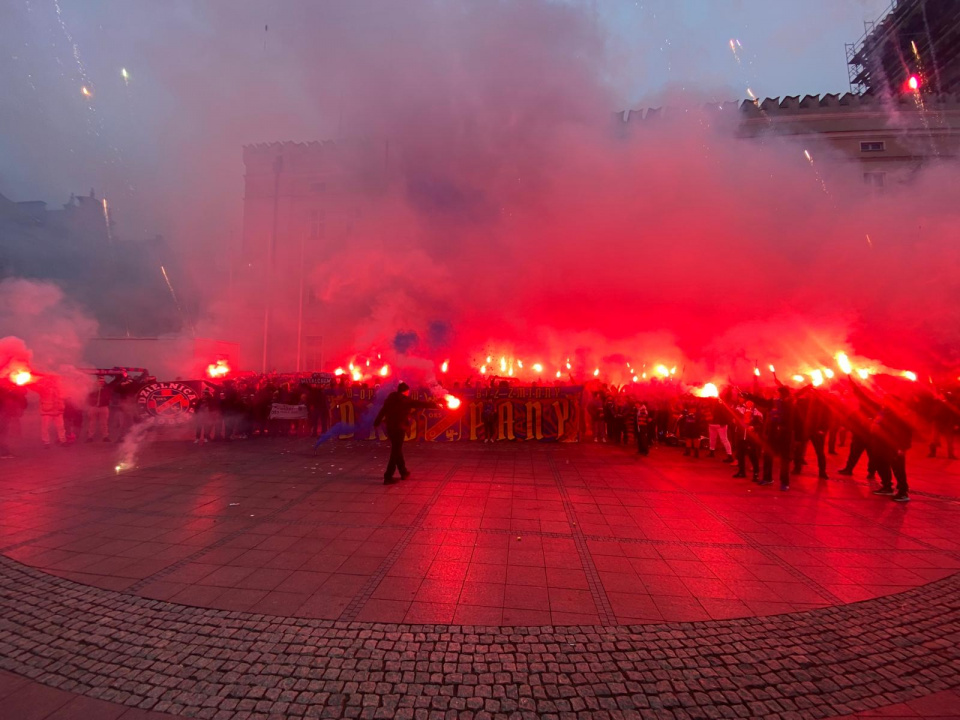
[860,141,885,152]
[863,171,885,188]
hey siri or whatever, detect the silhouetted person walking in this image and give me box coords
[374,382,440,485]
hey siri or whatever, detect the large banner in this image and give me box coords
[331,386,582,442]
[134,380,583,441]
[269,403,308,420]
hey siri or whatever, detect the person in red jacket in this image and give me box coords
[374,382,441,484]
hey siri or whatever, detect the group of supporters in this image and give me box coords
[2,367,957,504]
[189,376,330,443]
[587,376,959,503]
[0,370,340,454]
[0,370,157,453]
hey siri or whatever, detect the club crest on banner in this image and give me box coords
[137,382,199,425]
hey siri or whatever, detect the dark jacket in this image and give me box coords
[872,406,913,452]
[1,387,28,419]
[374,391,437,434]
[743,392,793,444]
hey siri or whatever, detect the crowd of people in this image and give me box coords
[1,366,956,504]
[585,374,958,503]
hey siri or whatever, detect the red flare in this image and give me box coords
[206,360,230,378]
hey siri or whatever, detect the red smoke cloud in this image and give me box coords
[3,2,957,383]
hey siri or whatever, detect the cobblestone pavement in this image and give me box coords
[0,439,958,719]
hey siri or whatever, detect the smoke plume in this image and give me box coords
[2,1,956,384]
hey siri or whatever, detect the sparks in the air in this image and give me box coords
[81,85,92,97]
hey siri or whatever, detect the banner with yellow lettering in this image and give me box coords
[330,386,582,442]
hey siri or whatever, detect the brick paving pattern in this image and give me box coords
[0,439,958,718]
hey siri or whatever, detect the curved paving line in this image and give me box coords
[0,555,958,720]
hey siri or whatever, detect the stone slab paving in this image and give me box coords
[0,438,958,718]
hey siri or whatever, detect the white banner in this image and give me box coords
[269,403,309,420]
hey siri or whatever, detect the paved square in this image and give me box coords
[1,438,958,719]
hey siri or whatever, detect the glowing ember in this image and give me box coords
[121,67,129,80]
[81,85,92,97]
[670,367,676,375]
[555,370,561,378]
[857,369,870,380]
[440,360,449,373]
[517,360,523,369]
[349,362,355,371]
[754,367,761,377]
[206,360,230,378]
[379,365,389,377]
[902,370,917,382]
[632,375,639,382]
[444,394,461,409]
[593,368,599,377]
[480,365,487,374]
[500,357,507,372]
[792,375,805,383]
[811,370,824,387]
[565,361,571,370]
[334,367,345,376]
[532,363,543,373]
[351,370,362,382]
[836,352,853,375]
[908,75,919,91]
[11,370,32,386]
[768,364,775,373]
[824,368,835,379]
[655,365,669,377]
